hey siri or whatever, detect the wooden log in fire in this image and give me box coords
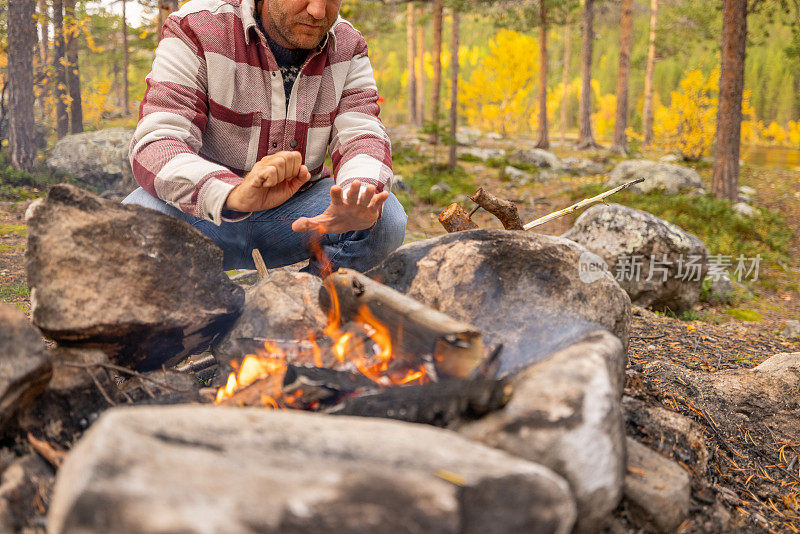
[319,269,486,379]
[470,187,524,230]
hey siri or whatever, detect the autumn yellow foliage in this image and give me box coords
[654,69,719,160]
[459,29,539,136]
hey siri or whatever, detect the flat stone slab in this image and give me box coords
[48,406,577,534]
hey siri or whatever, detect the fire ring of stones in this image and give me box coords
[3,185,641,533]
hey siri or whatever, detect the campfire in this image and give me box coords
[213,263,508,425]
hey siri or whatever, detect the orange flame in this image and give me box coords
[215,237,428,406]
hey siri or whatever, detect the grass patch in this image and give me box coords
[0,149,82,201]
[0,243,24,252]
[570,185,793,264]
[725,308,763,322]
[392,142,427,166]
[0,224,27,237]
[401,163,475,207]
[0,283,30,301]
[457,153,483,163]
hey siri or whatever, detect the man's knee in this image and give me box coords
[373,193,407,257]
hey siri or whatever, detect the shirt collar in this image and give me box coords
[240,0,338,52]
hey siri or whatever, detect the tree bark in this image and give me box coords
[712,0,748,202]
[64,0,83,133]
[415,8,426,127]
[431,0,443,143]
[122,0,130,114]
[52,0,69,138]
[560,23,571,146]
[576,0,599,149]
[642,0,658,147]
[611,0,634,154]
[37,0,48,67]
[157,0,178,41]
[535,0,549,149]
[407,2,417,126]
[448,9,460,169]
[8,0,38,171]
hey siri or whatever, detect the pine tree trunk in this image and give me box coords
[712,0,747,202]
[448,9,460,169]
[8,0,38,171]
[122,0,130,114]
[560,23,571,146]
[431,0,443,144]
[576,0,598,149]
[53,0,69,138]
[64,0,83,133]
[416,9,426,127]
[642,0,658,147]
[611,0,634,154]
[157,1,178,41]
[407,2,417,126]
[535,0,549,149]
[35,0,49,118]
[37,0,48,66]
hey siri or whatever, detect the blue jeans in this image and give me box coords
[121,178,407,274]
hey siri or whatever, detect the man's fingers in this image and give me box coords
[345,181,362,205]
[287,152,302,178]
[367,191,389,210]
[357,185,375,208]
[292,216,326,234]
[262,166,280,188]
[330,185,345,206]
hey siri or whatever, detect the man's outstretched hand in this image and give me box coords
[225,151,311,212]
[292,180,389,234]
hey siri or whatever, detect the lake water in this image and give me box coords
[740,145,800,170]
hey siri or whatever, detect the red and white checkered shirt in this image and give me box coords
[129,0,393,225]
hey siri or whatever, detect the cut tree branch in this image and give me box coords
[470,187,524,230]
[523,178,644,230]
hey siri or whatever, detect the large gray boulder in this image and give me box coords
[368,229,631,374]
[460,330,626,533]
[0,303,52,429]
[606,160,704,195]
[508,148,561,169]
[25,185,244,370]
[46,128,136,195]
[48,406,577,534]
[214,270,327,367]
[562,203,709,313]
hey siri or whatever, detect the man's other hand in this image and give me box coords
[291,180,389,234]
[225,151,311,212]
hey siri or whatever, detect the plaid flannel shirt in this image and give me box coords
[129,0,393,225]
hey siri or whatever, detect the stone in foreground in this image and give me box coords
[563,203,709,313]
[459,330,626,533]
[605,160,704,195]
[0,303,52,428]
[624,438,691,533]
[368,229,631,373]
[45,128,136,196]
[26,185,244,370]
[48,406,576,534]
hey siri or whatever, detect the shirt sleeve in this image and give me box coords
[129,14,249,225]
[329,36,393,197]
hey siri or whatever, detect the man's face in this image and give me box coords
[260,0,342,50]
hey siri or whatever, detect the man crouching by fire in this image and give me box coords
[123,0,406,275]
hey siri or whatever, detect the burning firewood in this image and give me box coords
[320,269,486,380]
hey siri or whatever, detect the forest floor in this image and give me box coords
[1,132,800,532]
